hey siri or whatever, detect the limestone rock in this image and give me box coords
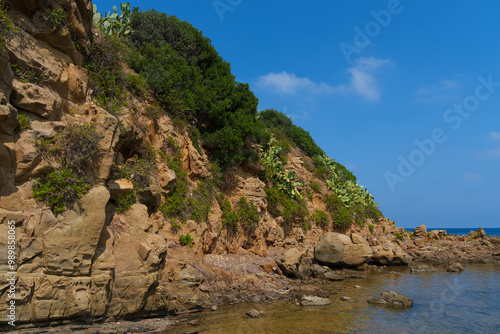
[367,291,413,308]
[277,248,310,278]
[158,164,176,194]
[225,165,267,211]
[414,225,427,238]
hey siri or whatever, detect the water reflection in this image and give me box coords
[171,264,500,334]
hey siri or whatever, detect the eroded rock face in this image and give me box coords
[277,248,310,278]
[314,232,372,267]
[414,225,427,238]
[371,242,410,266]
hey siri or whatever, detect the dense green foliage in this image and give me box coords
[325,194,353,231]
[221,196,260,232]
[125,9,266,167]
[312,209,330,229]
[93,2,132,36]
[33,168,92,215]
[266,186,308,225]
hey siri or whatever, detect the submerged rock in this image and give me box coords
[300,295,332,306]
[367,291,413,308]
[409,264,436,272]
[446,262,464,272]
[246,309,261,318]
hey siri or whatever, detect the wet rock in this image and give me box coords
[323,271,345,281]
[300,295,331,306]
[414,225,427,238]
[367,291,413,308]
[246,309,261,318]
[340,296,354,302]
[409,264,436,272]
[446,262,464,273]
[311,264,328,277]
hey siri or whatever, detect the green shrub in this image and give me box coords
[236,197,259,230]
[368,224,375,233]
[312,209,329,229]
[0,8,15,50]
[179,233,194,247]
[15,113,31,133]
[58,123,101,175]
[325,193,353,231]
[86,34,128,113]
[125,73,149,98]
[170,219,182,233]
[266,186,308,225]
[395,234,405,241]
[382,225,386,233]
[33,168,91,215]
[309,181,321,193]
[116,155,156,191]
[188,178,217,223]
[115,192,135,214]
[220,196,259,232]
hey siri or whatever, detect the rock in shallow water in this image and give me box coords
[367,291,413,308]
[246,309,261,318]
[446,262,464,272]
[300,295,332,306]
[409,264,436,272]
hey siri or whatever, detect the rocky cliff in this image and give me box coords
[1,1,499,329]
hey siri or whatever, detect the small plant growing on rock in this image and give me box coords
[33,168,92,215]
[382,225,386,233]
[236,197,260,231]
[0,8,15,50]
[369,224,375,234]
[115,192,136,214]
[312,209,329,229]
[14,113,31,133]
[170,219,182,233]
[179,233,194,247]
[309,180,321,193]
[395,234,405,242]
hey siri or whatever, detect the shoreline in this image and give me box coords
[5,230,500,333]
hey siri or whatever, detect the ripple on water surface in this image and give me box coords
[171,263,500,334]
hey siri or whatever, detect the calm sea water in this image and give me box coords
[171,264,500,334]
[405,227,500,237]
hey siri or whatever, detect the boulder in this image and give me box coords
[277,248,310,278]
[414,225,427,238]
[476,227,486,239]
[314,232,372,267]
[371,242,410,266]
[446,262,464,273]
[300,295,331,306]
[107,178,134,201]
[367,291,413,308]
[438,229,447,237]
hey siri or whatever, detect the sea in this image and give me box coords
[405,227,500,237]
[168,228,500,334]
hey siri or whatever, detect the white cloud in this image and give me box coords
[487,132,500,140]
[480,146,500,159]
[347,57,390,102]
[413,77,461,103]
[256,57,390,102]
[460,173,485,180]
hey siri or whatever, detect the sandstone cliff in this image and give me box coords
[1,1,498,328]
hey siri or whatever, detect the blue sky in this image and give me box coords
[94,0,500,228]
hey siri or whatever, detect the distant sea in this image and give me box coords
[405,227,500,237]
